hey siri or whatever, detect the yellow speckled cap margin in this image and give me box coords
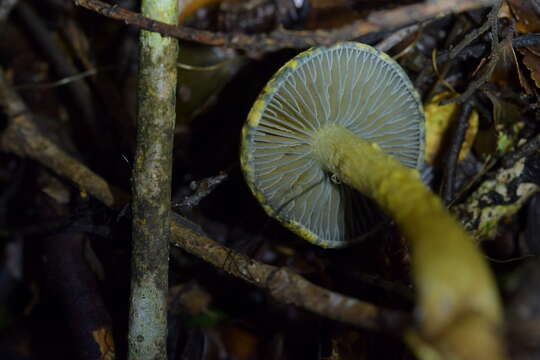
[240,42,425,248]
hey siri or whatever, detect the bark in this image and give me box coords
[128,0,178,359]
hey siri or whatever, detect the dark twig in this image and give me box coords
[173,172,228,211]
[37,175,115,360]
[447,19,491,59]
[439,52,497,105]
[431,32,540,68]
[440,0,503,105]
[375,23,421,53]
[0,0,18,22]
[74,0,496,53]
[513,33,540,48]
[0,69,128,208]
[502,132,540,168]
[448,0,502,59]
[424,16,474,102]
[487,0,500,45]
[14,3,102,144]
[440,32,513,107]
[442,100,474,204]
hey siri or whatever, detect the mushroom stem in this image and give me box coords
[312,124,504,358]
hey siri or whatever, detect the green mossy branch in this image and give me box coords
[128,0,178,359]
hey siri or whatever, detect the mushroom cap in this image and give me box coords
[241,42,425,248]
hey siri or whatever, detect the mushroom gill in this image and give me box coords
[241,42,424,248]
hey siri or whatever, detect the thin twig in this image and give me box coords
[440,0,504,105]
[15,3,101,143]
[502,132,540,168]
[442,100,474,204]
[448,156,496,208]
[173,172,228,211]
[375,23,421,53]
[0,0,18,22]
[14,68,107,90]
[0,70,127,208]
[513,32,540,48]
[448,0,502,59]
[432,32,540,68]
[74,0,496,53]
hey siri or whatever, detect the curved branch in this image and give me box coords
[74,0,496,53]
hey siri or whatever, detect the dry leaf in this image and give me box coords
[507,0,540,33]
[221,325,259,360]
[92,327,115,360]
[179,0,223,22]
[169,283,212,315]
[424,92,479,165]
[518,46,540,88]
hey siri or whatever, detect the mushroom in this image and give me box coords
[241,42,505,359]
[241,42,424,248]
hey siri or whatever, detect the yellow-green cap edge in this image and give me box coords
[240,42,425,248]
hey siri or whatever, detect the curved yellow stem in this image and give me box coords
[312,124,505,359]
